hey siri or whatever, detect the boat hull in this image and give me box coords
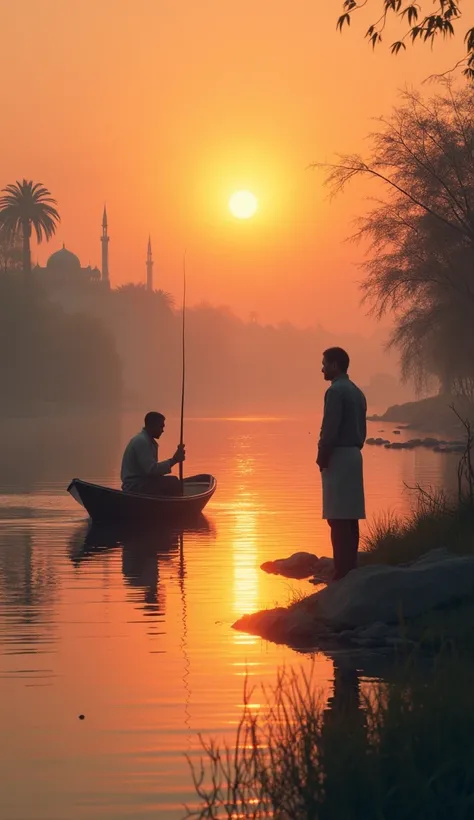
[67,474,217,525]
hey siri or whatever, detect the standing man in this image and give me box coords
[316,347,367,581]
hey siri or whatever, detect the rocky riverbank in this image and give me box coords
[368,394,473,433]
[233,548,474,650]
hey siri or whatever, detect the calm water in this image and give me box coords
[0,413,460,820]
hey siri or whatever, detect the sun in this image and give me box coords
[229,190,258,219]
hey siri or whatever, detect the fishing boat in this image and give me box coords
[68,257,213,527]
[67,474,217,525]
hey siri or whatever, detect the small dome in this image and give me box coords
[46,245,81,273]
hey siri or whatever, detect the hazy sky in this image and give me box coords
[0,1,469,330]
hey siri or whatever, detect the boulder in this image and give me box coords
[308,556,334,584]
[285,609,330,646]
[234,607,288,641]
[260,551,320,579]
[233,598,330,646]
[315,551,474,629]
[233,549,474,646]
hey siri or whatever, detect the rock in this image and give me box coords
[314,553,474,629]
[233,607,288,640]
[308,556,334,583]
[260,551,320,579]
[285,614,329,646]
[233,597,330,647]
[233,551,474,648]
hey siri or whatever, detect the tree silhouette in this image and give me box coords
[114,282,174,310]
[0,180,60,284]
[320,84,474,396]
[337,1,474,78]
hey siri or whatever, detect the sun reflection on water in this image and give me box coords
[232,494,259,637]
[230,445,261,648]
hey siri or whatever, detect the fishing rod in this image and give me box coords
[179,253,186,495]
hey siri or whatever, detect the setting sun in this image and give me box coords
[229,190,258,220]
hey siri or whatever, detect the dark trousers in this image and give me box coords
[126,475,181,497]
[328,519,359,580]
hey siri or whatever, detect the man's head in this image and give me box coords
[322,347,350,382]
[144,411,166,439]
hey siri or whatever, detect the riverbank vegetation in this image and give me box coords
[185,655,474,820]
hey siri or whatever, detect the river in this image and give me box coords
[0,413,460,819]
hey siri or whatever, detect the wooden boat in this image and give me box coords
[67,473,217,525]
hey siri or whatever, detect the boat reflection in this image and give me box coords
[69,515,216,610]
[69,515,216,736]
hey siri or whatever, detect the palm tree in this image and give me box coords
[0,180,60,283]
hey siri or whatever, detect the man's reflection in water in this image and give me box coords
[121,530,176,612]
[320,656,369,817]
[325,660,362,721]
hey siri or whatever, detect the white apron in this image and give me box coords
[322,446,365,520]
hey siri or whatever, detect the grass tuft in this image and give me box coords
[361,489,474,566]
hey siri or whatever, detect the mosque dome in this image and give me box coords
[46,245,82,273]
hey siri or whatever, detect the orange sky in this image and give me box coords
[0,1,469,330]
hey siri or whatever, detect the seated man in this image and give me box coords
[120,411,185,496]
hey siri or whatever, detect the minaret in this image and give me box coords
[101,205,110,287]
[146,235,154,292]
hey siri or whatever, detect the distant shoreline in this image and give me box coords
[368,394,473,434]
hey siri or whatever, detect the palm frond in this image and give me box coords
[0,179,60,245]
